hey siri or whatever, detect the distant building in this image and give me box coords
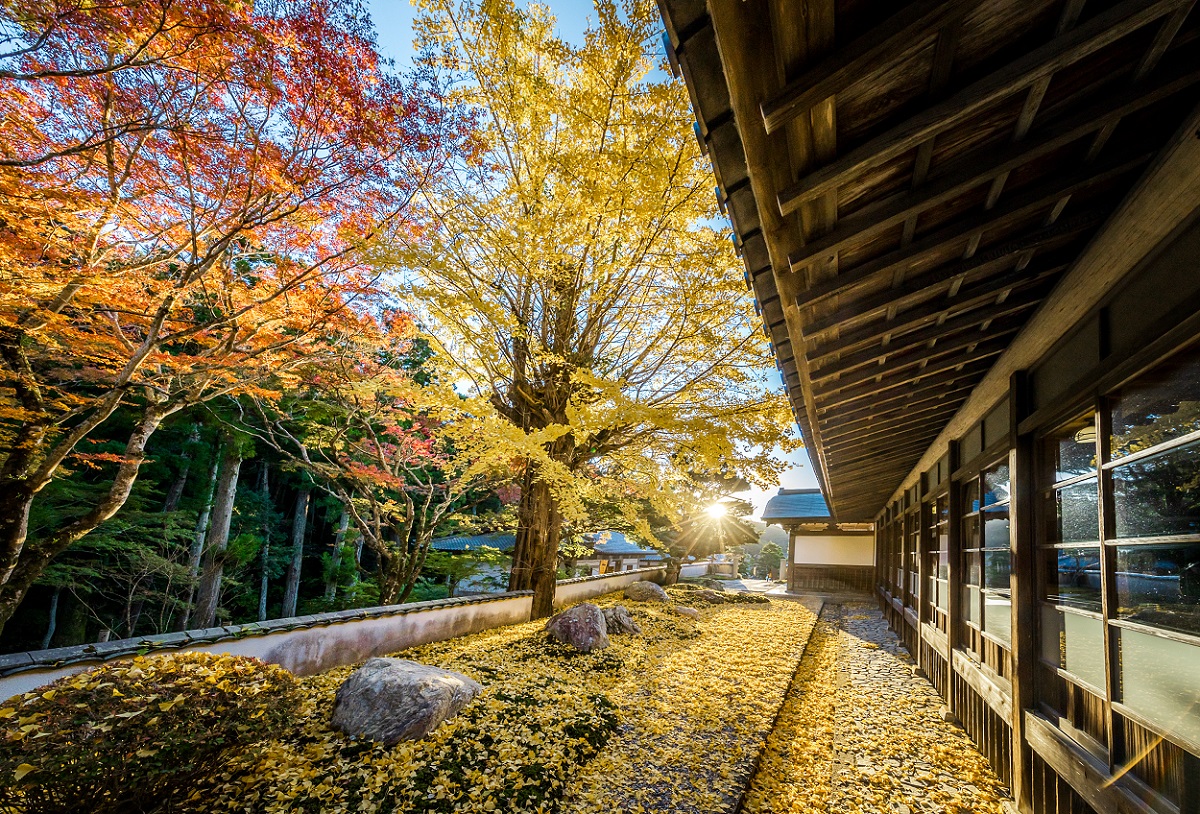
[429,532,516,554]
[761,488,874,594]
[569,531,661,576]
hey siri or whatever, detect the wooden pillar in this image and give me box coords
[1008,371,1037,812]
[946,440,963,716]
[1096,399,1125,772]
[917,477,933,675]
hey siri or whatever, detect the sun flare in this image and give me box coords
[705,502,728,519]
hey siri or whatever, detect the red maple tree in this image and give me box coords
[0,0,466,631]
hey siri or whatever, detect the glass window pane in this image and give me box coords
[1112,442,1200,539]
[983,505,1010,548]
[934,578,948,610]
[1111,348,1200,460]
[1040,606,1106,691]
[965,551,981,586]
[963,584,980,625]
[1118,627,1200,750]
[962,514,980,549]
[1049,414,1098,481]
[1042,546,1102,611]
[984,549,1011,591]
[963,480,980,515]
[1048,478,1099,543]
[984,591,1012,646]
[935,550,949,580]
[1114,543,1200,636]
[983,462,1011,506]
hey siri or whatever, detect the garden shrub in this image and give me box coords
[0,651,300,814]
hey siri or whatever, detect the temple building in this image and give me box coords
[657,0,1200,810]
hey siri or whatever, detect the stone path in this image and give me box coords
[743,602,1012,814]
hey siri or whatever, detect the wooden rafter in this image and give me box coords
[760,0,976,134]
[794,151,1147,309]
[786,63,1199,275]
[815,355,998,414]
[776,0,1188,215]
[819,381,977,429]
[810,303,1038,377]
[813,335,1012,402]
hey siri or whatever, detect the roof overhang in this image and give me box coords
[659,0,1200,520]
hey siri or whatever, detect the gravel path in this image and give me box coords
[743,602,1012,814]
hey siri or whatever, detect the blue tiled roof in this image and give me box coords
[761,489,831,521]
[430,532,516,552]
[584,530,658,556]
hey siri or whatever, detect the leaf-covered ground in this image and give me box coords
[743,603,1012,814]
[182,589,819,814]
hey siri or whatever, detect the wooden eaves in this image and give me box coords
[658,0,1200,521]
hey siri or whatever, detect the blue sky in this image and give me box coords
[365,0,820,516]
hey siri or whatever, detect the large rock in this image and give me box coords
[602,605,641,635]
[546,603,610,652]
[331,658,482,745]
[623,580,669,603]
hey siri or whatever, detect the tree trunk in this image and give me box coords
[192,443,243,629]
[281,488,309,618]
[522,475,563,619]
[325,508,349,601]
[507,462,536,591]
[40,585,61,649]
[257,465,271,622]
[664,558,682,586]
[162,425,200,512]
[179,443,222,631]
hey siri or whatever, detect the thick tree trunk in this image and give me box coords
[664,558,682,586]
[325,508,349,601]
[517,472,563,619]
[507,462,536,591]
[257,465,271,622]
[281,488,309,618]
[179,444,222,631]
[192,444,243,629]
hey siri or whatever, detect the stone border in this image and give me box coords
[0,568,666,700]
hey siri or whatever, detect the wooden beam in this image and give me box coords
[794,151,1146,308]
[820,381,977,429]
[801,253,1065,338]
[785,63,1199,273]
[776,0,1188,215]
[824,407,966,454]
[813,323,1022,397]
[807,273,1058,359]
[815,366,987,418]
[811,301,1038,376]
[829,438,937,470]
[814,333,1014,402]
[818,350,1003,412]
[760,0,974,134]
[824,405,962,452]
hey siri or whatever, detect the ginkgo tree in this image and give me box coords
[0,0,463,633]
[393,0,795,617]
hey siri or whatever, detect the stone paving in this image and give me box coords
[743,602,1012,814]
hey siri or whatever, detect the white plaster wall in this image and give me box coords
[791,534,875,566]
[552,568,666,609]
[0,570,669,701]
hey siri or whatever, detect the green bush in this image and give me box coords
[0,651,300,814]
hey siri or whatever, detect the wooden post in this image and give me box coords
[946,440,963,718]
[1008,371,1037,812]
